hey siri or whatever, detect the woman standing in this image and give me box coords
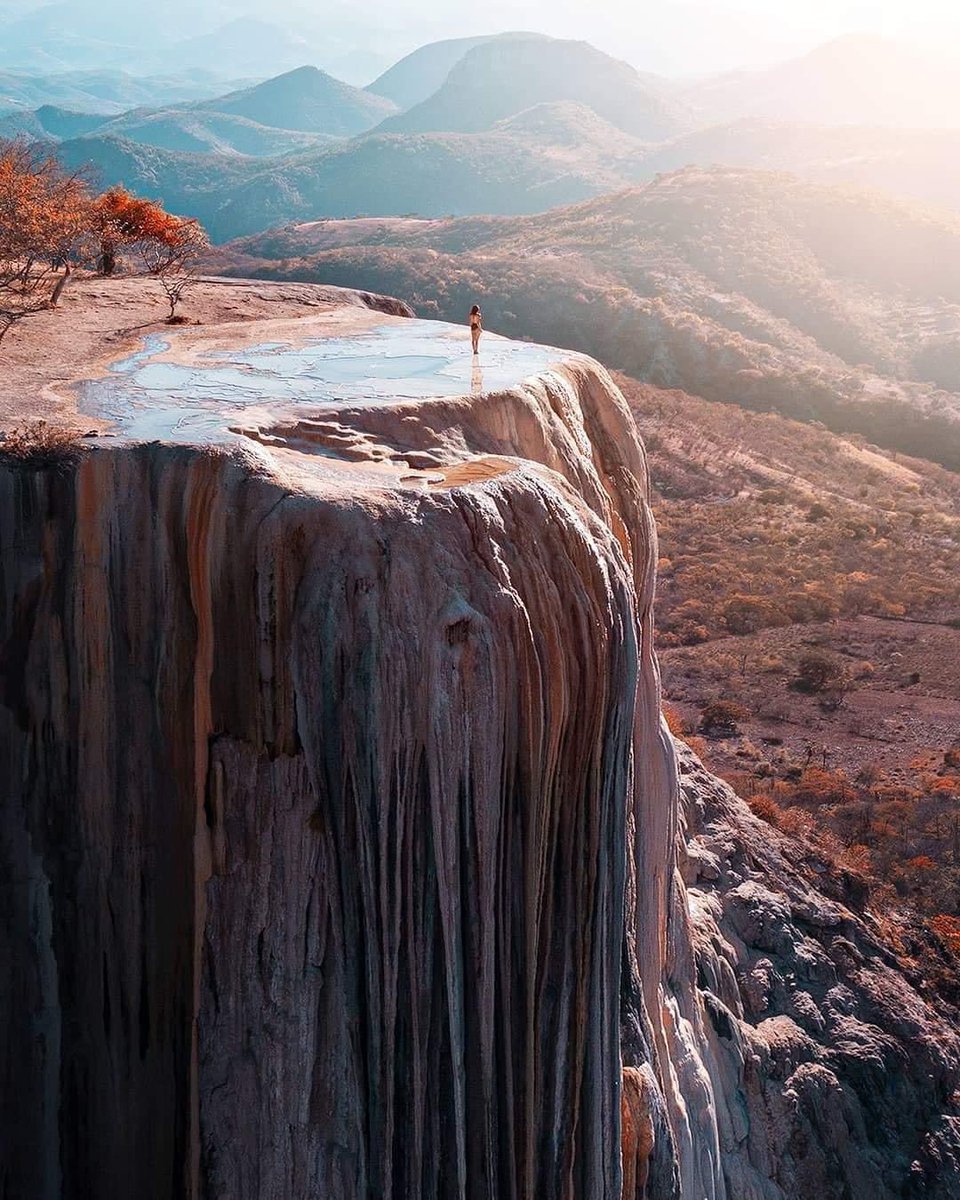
[468,304,483,355]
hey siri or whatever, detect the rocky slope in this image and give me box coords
[677,747,960,1199]
[1,283,958,1198]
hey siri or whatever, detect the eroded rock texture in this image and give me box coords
[678,746,960,1200]
[2,345,958,1200]
[0,361,667,1200]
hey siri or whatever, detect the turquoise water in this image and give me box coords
[77,320,570,444]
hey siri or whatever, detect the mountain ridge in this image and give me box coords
[376,35,688,140]
[365,33,502,108]
[189,64,397,135]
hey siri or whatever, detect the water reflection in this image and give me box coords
[77,320,570,444]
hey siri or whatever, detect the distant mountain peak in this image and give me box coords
[195,64,397,136]
[268,64,326,82]
[376,35,687,141]
[366,31,546,111]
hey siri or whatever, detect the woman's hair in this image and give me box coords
[470,304,481,315]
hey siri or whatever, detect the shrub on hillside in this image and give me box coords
[930,914,960,958]
[795,651,846,695]
[699,699,749,737]
[806,501,830,522]
[663,704,689,737]
[722,594,790,636]
[746,793,782,825]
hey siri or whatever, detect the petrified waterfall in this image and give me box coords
[1,347,711,1199]
[7,309,956,1200]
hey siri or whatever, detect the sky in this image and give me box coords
[363,0,960,75]
[2,0,960,81]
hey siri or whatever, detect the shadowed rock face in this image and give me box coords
[0,346,683,1200]
[2,310,959,1200]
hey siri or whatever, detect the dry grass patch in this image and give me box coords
[0,420,84,469]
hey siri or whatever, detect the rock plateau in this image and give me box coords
[1,278,958,1199]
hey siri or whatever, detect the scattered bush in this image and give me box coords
[699,699,749,736]
[723,594,789,636]
[662,704,688,737]
[839,843,872,874]
[746,793,781,825]
[795,651,846,695]
[0,420,83,468]
[930,915,960,958]
[685,735,709,759]
[775,808,816,838]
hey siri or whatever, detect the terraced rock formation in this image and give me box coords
[1,281,958,1199]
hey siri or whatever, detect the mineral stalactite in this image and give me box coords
[2,302,959,1200]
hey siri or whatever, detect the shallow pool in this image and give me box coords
[77,320,571,444]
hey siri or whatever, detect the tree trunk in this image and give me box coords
[49,262,72,308]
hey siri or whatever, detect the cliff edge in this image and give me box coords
[1,280,958,1199]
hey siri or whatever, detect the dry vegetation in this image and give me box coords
[0,420,84,468]
[629,378,960,646]
[0,138,208,345]
[620,373,960,972]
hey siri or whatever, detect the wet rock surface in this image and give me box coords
[75,319,574,445]
[0,276,415,432]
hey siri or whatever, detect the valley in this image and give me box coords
[619,375,960,959]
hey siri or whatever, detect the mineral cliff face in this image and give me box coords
[1,295,959,1200]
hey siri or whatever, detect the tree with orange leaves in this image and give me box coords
[92,186,209,318]
[0,140,93,343]
[91,187,198,277]
[0,140,210,346]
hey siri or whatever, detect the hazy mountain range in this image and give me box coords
[675,34,960,129]
[0,67,256,114]
[376,36,684,139]
[4,0,960,80]
[0,0,397,81]
[3,30,959,247]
